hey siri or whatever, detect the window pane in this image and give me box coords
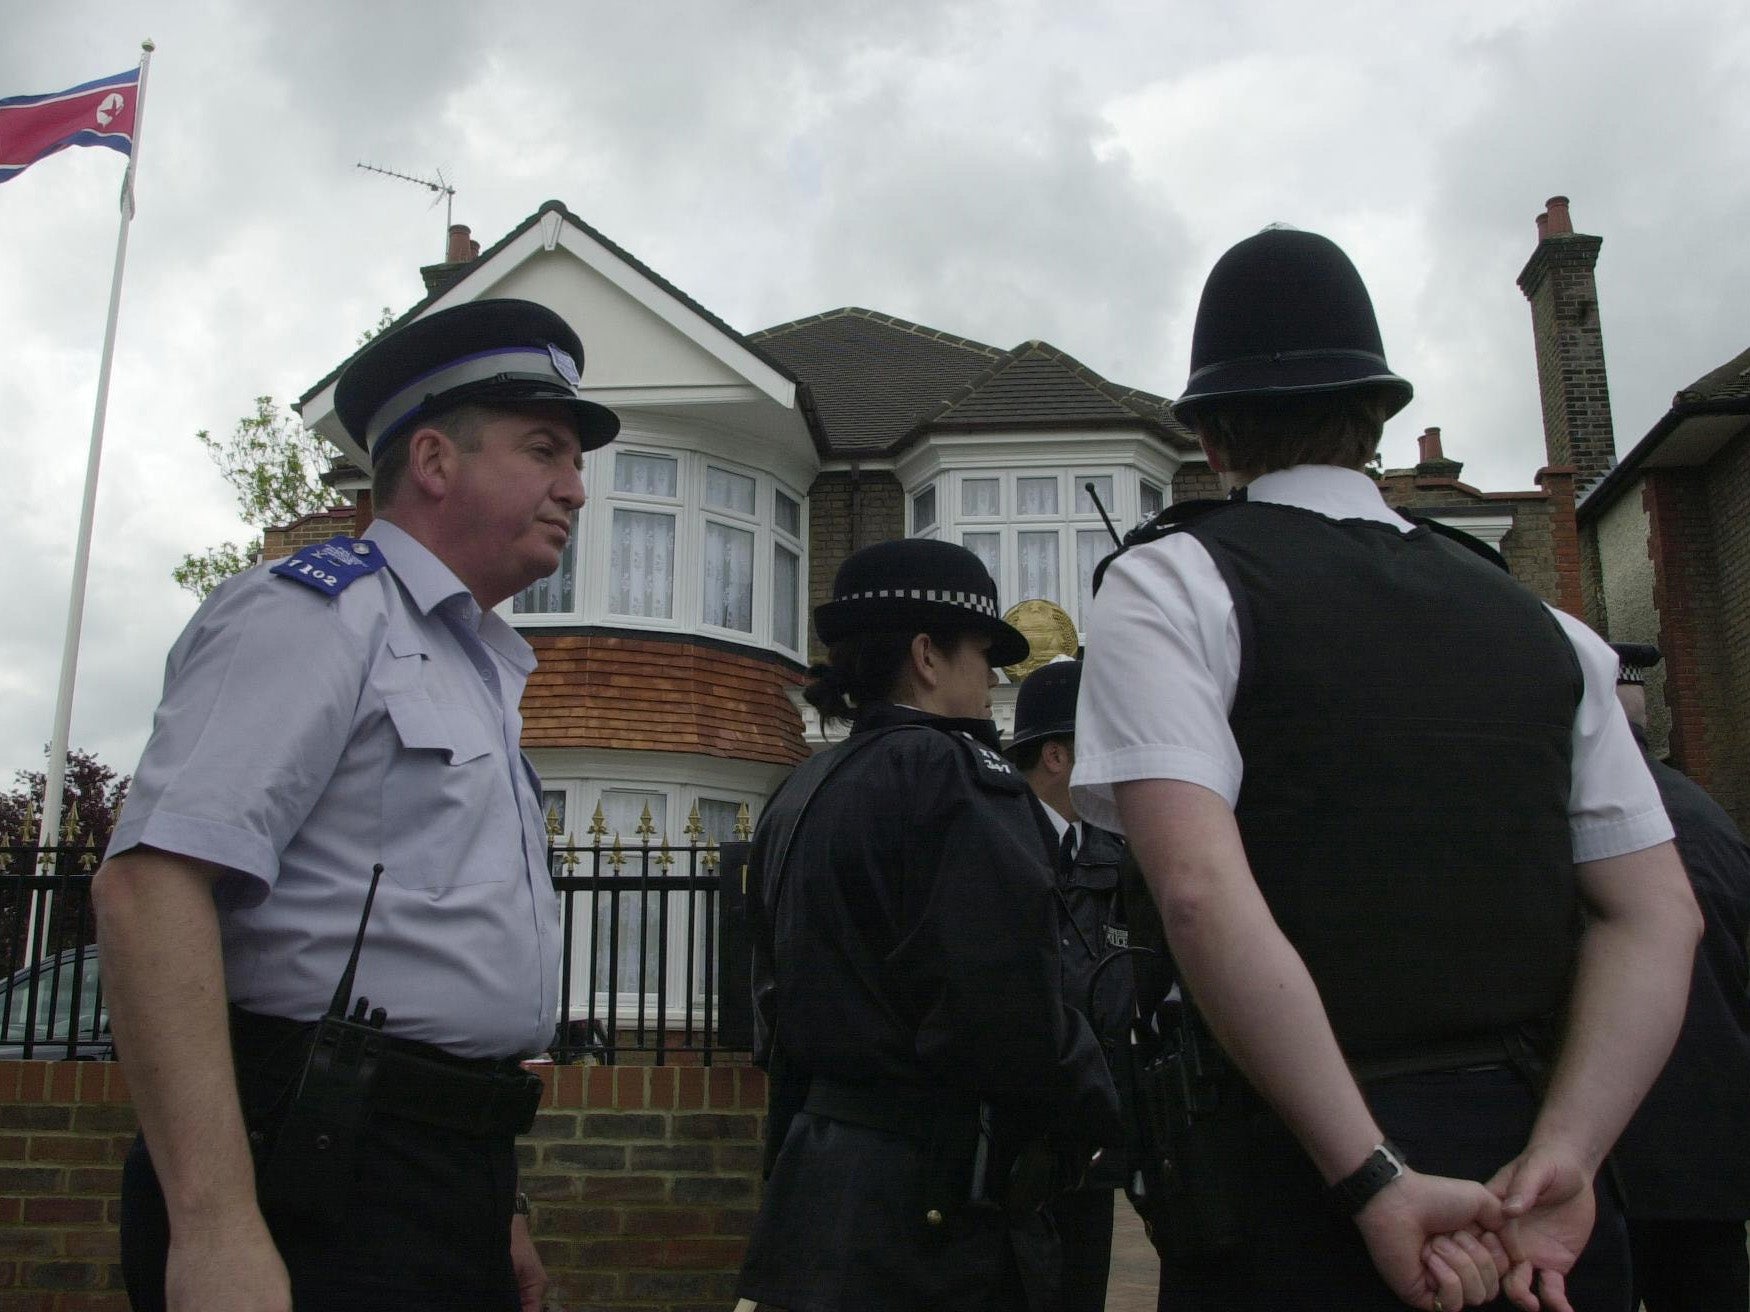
[1075,476,1115,515]
[1018,531,1059,602]
[705,466,757,515]
[594,791,667,996]
[614,452,678,497]
[698,798,743,844]
[963,533,1000,591]
[1140,481,1164,521]
[1016,477,1058,516]
[513,515,577,614]
[1078,530,1108,628]
[775,490,802,538]
[773,545,800,650]
[609,509,675,618]
[704,521,755,632]
[961,478,1001,517]
[911,484,937,533]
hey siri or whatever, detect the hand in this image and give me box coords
[1486,1148,1596,1312]
[165,1209,290,1312]
[1354,1169,1506,1310]
[511,1212,547,1312]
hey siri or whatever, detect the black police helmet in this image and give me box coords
[1007,659,1081,756]
[335,298,621,459]
[1609,642,1662,686]
[814,538,1029,668]
[1172,227,1412,425]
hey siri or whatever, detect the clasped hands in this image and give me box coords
[1356,1147,1595,1312]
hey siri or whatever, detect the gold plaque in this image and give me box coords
[1002,599,1079,681]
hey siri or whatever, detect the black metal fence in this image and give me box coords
[0,839,754,1065]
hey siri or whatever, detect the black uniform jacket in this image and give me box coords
[1613,738,1750,1220]
[739,702,1121,1312]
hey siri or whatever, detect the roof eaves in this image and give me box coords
[1578,390,1750,523]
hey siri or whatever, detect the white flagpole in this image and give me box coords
[35,40,156,873]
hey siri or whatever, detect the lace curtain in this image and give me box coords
[1017,477,1058,516]
[1018,530,1059,603]
[513,518,577,614]
[704,522,754,632]
[594,791,667,996]
[773,546,800,650]
[962,479,1001,517]
[610,509,675,619]
[1077,530,1107,628]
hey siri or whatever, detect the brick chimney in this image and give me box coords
[420,223,478,297]
[1517,195,1616,490]
[1414,426,1463,479]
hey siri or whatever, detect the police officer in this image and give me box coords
[95,298,620,1312]
[1006,658,1138,1312]
[1071,227,1701,1312]
[1607,644,1750,1312]
[737,538,1122,1311]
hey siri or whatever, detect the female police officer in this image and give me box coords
[736,538,1121,1311]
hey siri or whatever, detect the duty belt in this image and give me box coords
[1347,1028,1549,1087]
[802,1077,965,1139]
[230,1006,543,1138]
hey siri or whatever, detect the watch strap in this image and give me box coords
[1330,1140,1407,1215]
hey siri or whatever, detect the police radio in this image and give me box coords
[255,863,389,1220]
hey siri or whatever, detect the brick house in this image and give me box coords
[1502,195,1750,828]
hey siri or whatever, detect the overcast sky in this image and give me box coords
[3,0,1747,786]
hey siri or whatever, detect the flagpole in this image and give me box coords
[35,39,156,873]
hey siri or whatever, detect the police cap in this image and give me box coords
[335,298,621,459]
[814,538,1028,668]
[1610,642,1662,686]
[1007,658,1081,756]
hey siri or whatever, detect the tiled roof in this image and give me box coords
[1675,346,1750,404]
[521,634,808,765]
[749,308,1004,457]
[908,340,1196,450]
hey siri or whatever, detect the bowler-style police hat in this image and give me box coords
[814,538,1029,668]
[1610,642,1662,686]
[335,298,621,459]
[1172,226,1413,425]
[1006,658,1081,756]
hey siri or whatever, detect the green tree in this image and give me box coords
[174,308,397,599]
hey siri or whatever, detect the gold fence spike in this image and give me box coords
[656,837,674,872]
[734,802,752,840]
[704,836,720,872]
[563,834,581,872]
[62,810,81,845]
[684,801,703,842]
[588,801,607,839]
[635,801,655,842]
[545,804,563,839]
[608,833,625,870]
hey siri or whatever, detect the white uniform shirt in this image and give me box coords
[1070,465,1673,863]
[109,519,561,1059]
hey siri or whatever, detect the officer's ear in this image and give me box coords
[908,632,940,690]
[403,425,462,501]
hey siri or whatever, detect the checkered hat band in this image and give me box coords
[833,587,999,618]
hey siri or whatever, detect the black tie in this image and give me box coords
[1058,826,1077,876]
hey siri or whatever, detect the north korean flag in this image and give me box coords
[0,68,140,184]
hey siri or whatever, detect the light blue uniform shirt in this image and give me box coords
[109,519,560,1059]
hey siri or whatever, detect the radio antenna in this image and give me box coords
[356,161,457,243]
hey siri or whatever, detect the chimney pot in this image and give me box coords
[446,223,473,264]
[1543,196,1573,235]
[469,239,480,259]
[1535,212,1549,239]
[1418,427,1445,464]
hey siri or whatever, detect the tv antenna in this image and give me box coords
[356,161,457,236]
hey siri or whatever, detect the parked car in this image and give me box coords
[0,945,111,1060]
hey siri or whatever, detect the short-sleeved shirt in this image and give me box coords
[109,518,560,1059]
[1070,464,1673,863]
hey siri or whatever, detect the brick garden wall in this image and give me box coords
[0,1062,769,1312]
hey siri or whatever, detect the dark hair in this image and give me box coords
[370,403,489,507]
[1194,386,1397,477]
[804,626,975,727]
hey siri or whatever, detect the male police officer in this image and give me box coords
[95,299,619,1312]
[1007,659,1138,1312]
[1608,644,1750,1312]
[1072,227,1700,1312]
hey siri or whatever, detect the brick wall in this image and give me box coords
[0,1062,769,1312]
[1171,463,1223,503]
[260,506,361,561]
[1702,433,1750,827]
[806,469,904,662]
[1518,233,1618,490]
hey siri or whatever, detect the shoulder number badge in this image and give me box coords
[269,535,388,597]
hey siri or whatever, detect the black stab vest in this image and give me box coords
[1185,502,1583,1056]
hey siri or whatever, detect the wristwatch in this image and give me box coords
[512,1190,531,1218]
[1330,1141,1407,1214]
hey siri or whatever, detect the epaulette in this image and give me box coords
[1091,497,1238,597]
[1400,514,1512,574]
[269,535,389,596]
[954,731,1027,794]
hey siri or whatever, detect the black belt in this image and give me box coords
[803,1077,973,1140]
[230,1007,544,1139]
[1348,1030,1544,1085]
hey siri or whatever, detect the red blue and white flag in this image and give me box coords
[0,68,140,184]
